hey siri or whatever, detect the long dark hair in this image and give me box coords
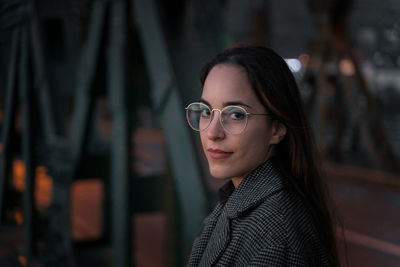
[200,45,340,266]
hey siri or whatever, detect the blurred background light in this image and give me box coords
[339,58,356,76]
[285,58,302,72]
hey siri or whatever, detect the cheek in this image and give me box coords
[240,126,272,160]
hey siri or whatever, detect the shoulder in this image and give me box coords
[224,187,331,265]
[231,186,326,256]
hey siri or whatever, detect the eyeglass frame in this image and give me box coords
[185,102,271,135]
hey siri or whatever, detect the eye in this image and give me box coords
[231,111,245,120]
[200,107,211,117]
[226,107,246,120]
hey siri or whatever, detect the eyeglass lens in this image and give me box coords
[186,103,248,134]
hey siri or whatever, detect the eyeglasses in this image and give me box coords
[185,102,270,135]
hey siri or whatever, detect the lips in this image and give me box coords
[207,148,233,159]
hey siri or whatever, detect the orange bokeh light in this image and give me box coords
[12,160,53,211]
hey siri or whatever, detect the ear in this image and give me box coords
[269,121,287,145]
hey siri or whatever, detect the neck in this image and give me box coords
[231,176,244,188]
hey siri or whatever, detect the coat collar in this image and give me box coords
[195,159,289,266]
[223,159,289,219]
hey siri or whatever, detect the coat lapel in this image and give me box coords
[187,202,224,266]
[225,160,288,219]
[189,160,289,266]
[199,208,231,267]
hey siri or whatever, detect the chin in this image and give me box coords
[209,165,237,180]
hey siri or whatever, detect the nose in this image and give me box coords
[206,110,225,140]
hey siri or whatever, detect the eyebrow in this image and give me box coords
[199,98,252,109]
[199,98,211,107]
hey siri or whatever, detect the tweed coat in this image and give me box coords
[187,160,331,266]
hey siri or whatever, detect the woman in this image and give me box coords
[185,45,339,266]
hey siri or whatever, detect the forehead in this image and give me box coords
[201,64,261,108]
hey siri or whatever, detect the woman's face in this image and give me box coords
[200,64,282,187]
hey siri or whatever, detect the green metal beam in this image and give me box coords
[108,1,132,267]
[133,0,208,255]
[30,14,57,143]
[19,27,35,264]
[71,0,106,161]
[0,30,19,222]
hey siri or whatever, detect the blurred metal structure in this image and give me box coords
[133,0,208,253]
[0,0,209,266]
[303,0,400,173]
